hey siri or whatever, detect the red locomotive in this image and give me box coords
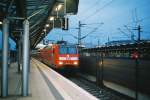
[38,43,79,69]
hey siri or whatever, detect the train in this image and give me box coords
[37,42,79,69]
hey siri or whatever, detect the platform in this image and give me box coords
[0,58,98,100]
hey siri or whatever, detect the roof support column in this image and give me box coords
[22,19,30,96]
[1,19,9,97]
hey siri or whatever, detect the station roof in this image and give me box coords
[0,0,79,48]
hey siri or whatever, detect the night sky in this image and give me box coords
[0,0,150,49]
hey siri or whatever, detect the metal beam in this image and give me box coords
[27,9,44,20]
[22,19,30,96]
[32,27,52,48]
[27,0,47,19]
[31,0,56,47]
[15,0,26,17]
[1,19,9,97]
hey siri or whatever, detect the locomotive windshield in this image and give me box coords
[59,46,77,54]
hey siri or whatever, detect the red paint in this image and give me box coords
[38,44,79,69]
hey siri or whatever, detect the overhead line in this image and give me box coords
[79,0,102,16]
[81,23,103,39]
[81,0,116,21]
[126,16,150,26]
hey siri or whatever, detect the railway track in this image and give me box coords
[36,60,134,100]
[68,76,133,100]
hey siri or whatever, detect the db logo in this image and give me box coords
[67,55,70,60]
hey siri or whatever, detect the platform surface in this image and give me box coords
[0,59,57,100]
[0,58,98,100]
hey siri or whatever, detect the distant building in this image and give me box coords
[105,40,150,46]
[105,40,136,46]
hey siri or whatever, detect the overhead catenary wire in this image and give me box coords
[47,0,150,44]
[79,0,102,16]
[126,15,150,26]
[67,23,103,41]
[124,25,135,40]
[81,0,116,21]
[117,28,131,39]
[81,25,103,39]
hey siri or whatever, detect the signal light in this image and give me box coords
[131,52,139,59]
[62,18,68,30]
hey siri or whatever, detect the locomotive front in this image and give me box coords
[56,45,79,68]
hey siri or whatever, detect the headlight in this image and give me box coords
[73,61,78,65]
[59,61,63,65]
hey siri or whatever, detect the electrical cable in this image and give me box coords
[79,0,102,16]
[81,0,116,21]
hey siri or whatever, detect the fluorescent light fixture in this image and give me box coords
[56,4,63,11]
[58,4,62,10]
[43,29,46,32]
[46,24,50,27]
[49,17,54,21]
[0,21,2,25]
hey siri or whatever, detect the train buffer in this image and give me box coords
[0,58,98,100]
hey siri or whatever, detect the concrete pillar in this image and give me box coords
[1,19,9,97]
[22,19,30,96]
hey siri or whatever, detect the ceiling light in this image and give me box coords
[58,4,62,10]
[56,4,63,11]
[46,24,50,27]
[49,17,54,21]
[43,29,46,32]
[0,21,2,25]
